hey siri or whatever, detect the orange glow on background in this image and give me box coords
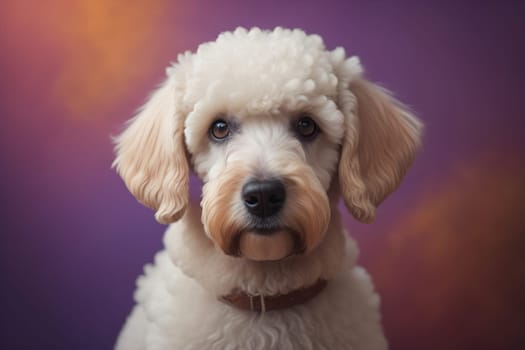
[1,0,173,120]
[369,154,525,348]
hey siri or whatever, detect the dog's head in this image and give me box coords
[113,27,422,261]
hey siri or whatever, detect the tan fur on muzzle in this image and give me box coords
[201,160,331,261]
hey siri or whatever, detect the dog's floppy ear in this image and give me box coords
[337,58,422,223]
[113,76,189,224]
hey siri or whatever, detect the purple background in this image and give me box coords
[1,0,524,349]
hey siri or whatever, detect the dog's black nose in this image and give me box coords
[242,179,286,218]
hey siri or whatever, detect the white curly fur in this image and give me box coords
[113,27,422,350]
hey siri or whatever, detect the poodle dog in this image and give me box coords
[113,27,422,350]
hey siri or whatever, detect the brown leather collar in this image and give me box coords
[220,279,327,312]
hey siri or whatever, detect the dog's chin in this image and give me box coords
[238,230,296,261]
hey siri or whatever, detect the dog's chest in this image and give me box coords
[133,251,387,350]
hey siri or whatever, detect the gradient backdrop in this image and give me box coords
[1,1,524,349]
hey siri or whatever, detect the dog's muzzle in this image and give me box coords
[236,178,297,261]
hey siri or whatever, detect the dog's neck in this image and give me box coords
[164,201,358,297]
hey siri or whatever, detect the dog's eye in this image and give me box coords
[295,115,319,140]
[209,119,230,141]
